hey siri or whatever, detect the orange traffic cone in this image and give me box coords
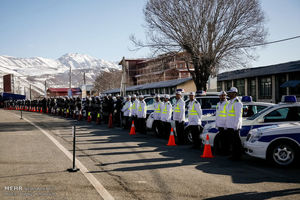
[167,128,176,146]
[46,107,49,114]
[129,120,136,135]
[108,113,113,128]
[87,112,91,123]
[40,108,43,113]
[201,134,214,158]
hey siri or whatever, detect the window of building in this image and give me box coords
[225,80,232,91]
[170,87,175,94]
[289,71,300,96]
[217,81,222,92]
[234,79,245,96]
[248,78,256,101]
[276,74,287,101]
[259,77,272,99]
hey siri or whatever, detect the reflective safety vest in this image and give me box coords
[138,104,142,112]
[162,104,168,114]
[88,112,91,116]
[67,109,69,113]
[227,101,237,117]
[97,113,100,118]
[155,103,161,113]
[132,102,136,110]
[189,102,198,116]
[174,102,181,113]
[216,102,228,117]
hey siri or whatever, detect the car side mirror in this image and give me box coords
[257,118,264,123]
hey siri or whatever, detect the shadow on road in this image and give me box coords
[3,111,300,187]
[203,188,300,200]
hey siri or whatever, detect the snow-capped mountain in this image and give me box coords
[0,53,120,97]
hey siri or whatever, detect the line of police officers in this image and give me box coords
[6,86,243,159]
[121,91,203,148]
[122,86,243,159]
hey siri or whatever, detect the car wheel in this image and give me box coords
[153,122,162,138]
[184,129,193,144]
[268,142,297,167]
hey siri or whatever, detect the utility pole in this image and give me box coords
[44,80,47,97]
[69,66,72,89]
[120,57,128,97]
[30,84,32,100]
[12,74,14,93]
[83,72,86,85]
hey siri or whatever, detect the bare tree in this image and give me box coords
[93,70,122,93]
[131,0,267,90]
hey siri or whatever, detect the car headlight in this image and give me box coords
[249,131,263,143]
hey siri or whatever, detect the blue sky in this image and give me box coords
[0,0,299,67]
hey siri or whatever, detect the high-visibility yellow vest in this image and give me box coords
[138,104,142,112]
[155,103,161,113]
[174,102,181,113]
[162,104,168,114]
[97,113,100,118]
[189,102,198,116]
[127,102,132,110]
[132,102,136,110]
[227,100,242,117]
[88,112,91,116]
[216,101,228,117]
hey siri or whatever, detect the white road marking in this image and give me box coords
[137,181,147,184]
[21,116,115,200]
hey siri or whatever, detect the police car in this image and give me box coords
[244,122,300,167]
[201,96,300,151]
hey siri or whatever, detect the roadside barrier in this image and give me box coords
[67,126,79,172]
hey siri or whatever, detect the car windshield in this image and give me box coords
[169,96,177,106]
[247,106,274,120]
[145,98,154,106]
[185,97,219,109]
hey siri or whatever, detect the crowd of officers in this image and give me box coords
[4,86,243,160]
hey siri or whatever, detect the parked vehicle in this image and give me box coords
[244,122,300,167]
[201,96,300,151]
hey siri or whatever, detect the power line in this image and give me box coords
[242,35,300,48]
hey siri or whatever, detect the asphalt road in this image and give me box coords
[1,109,300,200]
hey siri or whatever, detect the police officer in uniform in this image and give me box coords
[121,95,132,129]
[225,87,243,160]
[188,92,202,149]
[215,91,229,154]
[153,94,163,137]
[137,95,147,134]
[131,94,139,128]
[161,94,172,138]
[114,94,123,127]
[173,91,185,144]
[102,95,109,123]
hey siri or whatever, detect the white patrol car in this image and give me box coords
[201,96,300,151]
[244,122,300,167]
